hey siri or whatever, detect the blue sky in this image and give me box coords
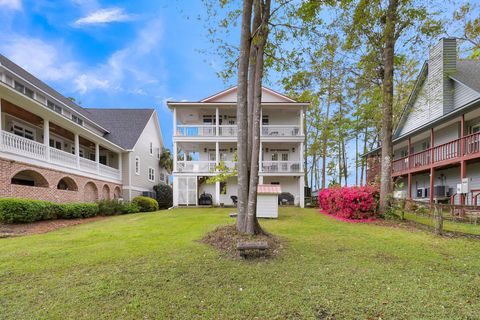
[0,0,238,149]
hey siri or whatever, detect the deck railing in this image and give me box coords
[175,125,302,137]
[261,125,301,137]
[393,132,480,174]
[0,131,120,180]
[176,161,217,173]
[261,161,302,173]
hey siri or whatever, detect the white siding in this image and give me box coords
[399,82,433,135]
[453,81,480,109]
[257,195,278,218]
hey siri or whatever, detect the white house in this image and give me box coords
[0,53,167,202]
[168,86,307,208]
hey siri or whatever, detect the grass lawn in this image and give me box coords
[404,212,480,236]
[1,208,480,319]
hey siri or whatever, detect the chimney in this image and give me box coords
[428,38,457,115]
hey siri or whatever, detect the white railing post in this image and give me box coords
[74,133,80,168]
[43,119,50,162]
[95,143,100,172]
[215,141,219,170]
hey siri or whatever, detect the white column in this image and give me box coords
[299,108,304,135]
[44,119,50,162]
[215,141,219,166]
[74,133,80,168]
[259,176,264,184]
[300,142,304,170]
[299,176,305,208]
[259,141,263,172]
[173,107,177,136]
[95,143,100,172]
[215,107,219,136]
[118,152,122,180]
[173,141,177,172]
[215,181,220,206]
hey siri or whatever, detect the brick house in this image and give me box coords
[0,54,167,203]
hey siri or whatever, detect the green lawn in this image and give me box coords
[404,212,480,236]
[1,208,480,319]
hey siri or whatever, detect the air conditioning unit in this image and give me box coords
[393,190,407,199]
[416,188,429,198]
[434,185,446,197]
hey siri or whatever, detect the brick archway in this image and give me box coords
[57,177,78,191]
[11,169,49,188]
[83,182,98,202]
[102,184,111,200]
[114,186,122,199]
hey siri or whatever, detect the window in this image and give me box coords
[281,153,289,161]
[471,123,480,134]
[271,153,278,161]
[149,142,153,155]
[25,87,34,98]
[11,122,35,140]
[135,157,140,175]
[99,155,107,165]
[148,167,155,182]
[72,115,83,125]
[159,173,165,182]
[14,81,25,93]
[47,100,62,114]
[262,115,269,125]
[220,181,227,195]
[157,147,161,159]
[49,138,63,150]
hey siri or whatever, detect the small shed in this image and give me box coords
[256,184,282,218]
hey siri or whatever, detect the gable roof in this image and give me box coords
[0,53,106,132]
[200,86,297,103]
[85,108,155,149]
[449,60,480,93]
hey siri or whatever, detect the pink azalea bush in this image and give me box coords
[318,186,379,220]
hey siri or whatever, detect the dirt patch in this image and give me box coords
[199,224,284,259]
[0,216,107,238]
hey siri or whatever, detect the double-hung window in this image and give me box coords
[135,157,140,175]
[148,167,155,182]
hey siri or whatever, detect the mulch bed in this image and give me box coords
[199,224,284,259]
[0,216,107,238]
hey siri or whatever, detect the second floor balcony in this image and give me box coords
[175,124,302,138]
[392,131,480,175]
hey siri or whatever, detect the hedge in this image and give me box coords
[132,196,159,212]
[0,198,141,224]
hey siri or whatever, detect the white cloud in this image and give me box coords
[0,36,78,82]
[0,0,21,10]
[74,7,133,26]
[73,19,165,94]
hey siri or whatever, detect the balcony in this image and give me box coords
[1,131,121,180]
[392,132,480,175]
[174,124,301,138]
[261,161,302,173]
[176,161,217,173]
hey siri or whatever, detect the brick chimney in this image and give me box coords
[428,38,457,115]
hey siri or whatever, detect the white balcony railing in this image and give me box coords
[1,131,47,161]
[50,147,77,167]
[1,131,120,180]
[261,125,301,137]
[175,125,302,137]
[176,161,216,173]
[176,125,216,137]
[218,125,237,137]
[261,161,302,173]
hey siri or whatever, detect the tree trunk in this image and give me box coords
[379,0,398,214]
[321,73,332,189]
[236,0,253,233]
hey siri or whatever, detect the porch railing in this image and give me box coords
[392,131,480,174]
[176,125,216,137]
[176,161,217,173]
[261,125,301,137]
[1,131,120,180]
[261,161,302,173]
[218,125,237,137]
[1,131,47,161]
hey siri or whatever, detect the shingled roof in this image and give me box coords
[86,108,155,149]
[450,60,480,93]
[0,53,99,127]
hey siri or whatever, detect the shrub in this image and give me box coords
[154,184,173,209]
[0,198,99,223]
[132,196,159,212]
[318,186,379,220]
[97,200,140,215]
[59,203,99,219]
